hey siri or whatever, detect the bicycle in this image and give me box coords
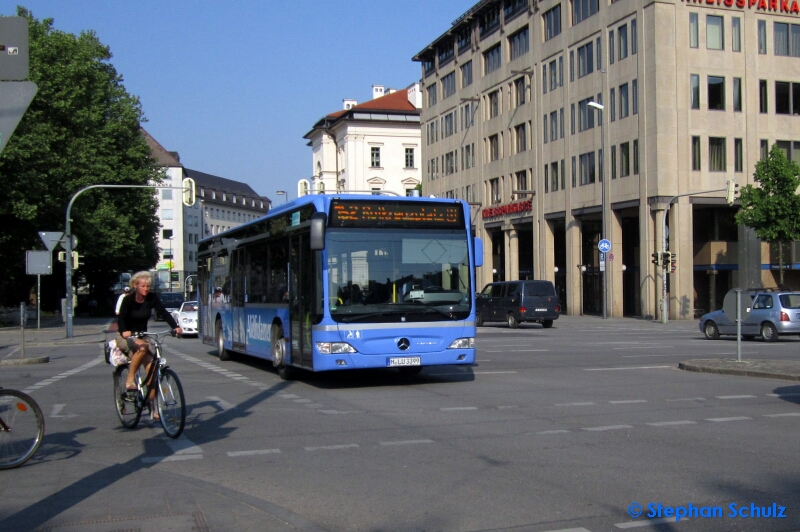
[0,387,45,469]
[112,330,186,438]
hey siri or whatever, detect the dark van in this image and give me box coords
[476,280,560,328]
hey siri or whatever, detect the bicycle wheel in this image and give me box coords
[113,366,142,429]
[0,389,45,470]
[157,368,185,439]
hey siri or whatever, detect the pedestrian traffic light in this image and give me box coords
[71,251,82,269]
[57,251,66,262]
[725,180,739,205]
[182,177,196,207]
[651,252,661,266]
[662,252,671,266]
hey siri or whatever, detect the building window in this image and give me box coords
[610,88,616,121]
[543,115,548,144]
[162,189,173,200]
[577,41,594,78]
[689,74,700,109]
[516,170,527,192]
[550,111,558,141]
[483,44,501,75]
[461,102,475,129]
[427,84,437,107]
[457,27,471,54]
[579,98,596,132]
[489,134,499,161]
[692,136,701,170]
[619,83,629,118]
[760,139,769,159]
[633,139,639,174]
[759,80,768,113]
[609,30,615,65]
[709,137,726,171]
[490,178,501,204]
[544,164,549,193]
[571,103,575,134]
[405,148,415,169]
[461,61,473,88]
[689,13,699,48]
[371,147,381,167]
[735,138,743,172]
[732,17,741,52]
[706,15,724,50]
[488,90,500,119]
[618,24,628,60]
[443,110,457,138]
[620,142,630,177]
[560,108,565,139]
[774,23,800,57]
[544,5,562,41]
[438,39,454,67]
[572,156,577,187]
[611,145,617,179]
[632,79,638,115]
[632,19,638,54]
[550,60,558,91]
[559,56,564,86]
[423,59,435,77]
[444,151,457,175]
[708,76,725,111]
[462,143,475,169]
[515,123,527,153]
[775,81,799,115]
[572,0,599,26]
[596,93,603,125]
[515,77,526,107]
[551,162,559,192]
[758,20,767,54]
[509,27,530,61]
[569,50,574,81]
[579,151,596,184]
[561,159,566,190]
[442,72,456,99]
[543,64,547,94]
[162,209,173,220]
[479,6,500,38]
[733,77,742,112]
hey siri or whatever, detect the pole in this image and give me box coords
[600,109,607,319]
[735,288,742,362]
[19,302,25,359]
[37,274,41,329]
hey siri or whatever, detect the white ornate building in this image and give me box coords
[302,84,423,197]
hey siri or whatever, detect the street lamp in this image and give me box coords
[588,100,607,319]
[275,190,287,205]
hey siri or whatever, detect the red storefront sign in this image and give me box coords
[481,199,532,219]
[683,0,800,16]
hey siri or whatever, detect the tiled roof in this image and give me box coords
[141,128,182,167]
[185,168,270,204]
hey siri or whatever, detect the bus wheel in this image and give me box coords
[216,320,230,361]
[271,324,294,380]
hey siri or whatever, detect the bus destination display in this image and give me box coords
[330,200,464,229]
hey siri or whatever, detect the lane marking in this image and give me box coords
[584,366,671,371]
[142,454,202,463]
[22,357,104,395]
[440,406,478,411]
[380,439,434,446]
[613,346,672,350]
[766,392,800,398]
[647,420,697,426]
[555,402,595,407]
[609,400,648,404]
[666,397,706,402]
[582,425,633,431]
[541,528,591,532]
[716,395,757,399]
[764,412,800,417]
[705,416,751,422]
[305,444,359,451]
[537,430,570,434]
[207,396,235,411]
[319,410,363,415]
[228,449,281,457]
[49,404,77,418]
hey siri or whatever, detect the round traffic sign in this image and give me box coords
[598,239,611,253]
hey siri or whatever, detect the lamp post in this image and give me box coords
[588,101,607,319]
[275,190,287,205]
[168,236,174,291]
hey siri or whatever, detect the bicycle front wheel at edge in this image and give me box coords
[157,368,185,438]
[0,389,45,470]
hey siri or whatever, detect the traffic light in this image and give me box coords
[182,177,196,207]
[725,180,739,205]
[57,251,66,262]
[651,252,661,266]
[71,251,82,269]
[662,252,671,266]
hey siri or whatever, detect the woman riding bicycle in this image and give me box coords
[116,271,182,419]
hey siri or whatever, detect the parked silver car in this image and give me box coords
[699,290,800,342]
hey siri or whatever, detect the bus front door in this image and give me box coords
[289,233,313,369]
[231,248,246,351]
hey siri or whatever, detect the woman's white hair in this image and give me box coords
[129,271,153,290]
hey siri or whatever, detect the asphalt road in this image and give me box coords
[1,315,799,532]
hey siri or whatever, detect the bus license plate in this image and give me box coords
[387,356,421,367]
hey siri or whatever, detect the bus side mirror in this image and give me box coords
[310,212,327,250]
[474,237,483,268]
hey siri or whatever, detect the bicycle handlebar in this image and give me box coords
[133,330,176,340]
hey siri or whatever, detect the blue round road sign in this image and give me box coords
[598,239,612,253]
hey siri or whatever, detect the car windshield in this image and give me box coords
[182,303,198,312]
[326,228,471,323]
[160,294,184,305]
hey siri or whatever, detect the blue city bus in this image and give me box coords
[197,193,482,379]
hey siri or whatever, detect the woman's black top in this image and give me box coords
[117,292,179,333]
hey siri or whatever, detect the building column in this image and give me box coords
[507,226,519,281]
[652,206,665,321]
[567,215,582,316]
[543,219,555,282]
[609,208,623,317]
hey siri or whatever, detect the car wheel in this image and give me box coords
[761,322,778,342]
[507,313,519,329]
[475,312,483,327]
[542,320,553,329]
[703,321,720,340]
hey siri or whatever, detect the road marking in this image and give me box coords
[621,354,677,358]
[497,405,519,409]
[705,416,751,422]
[380,439,434,446]
[766,392,800,398]
[305,444,359,451]
[49,404,77,418]
[584,366,671,371]
[207,396,235,410]
[473,371,518,374]
[582,425,633,431]
[666,397,706,402]
[22,357,103,395]
[609,400,648,404]
[440,406,478,411]
[279,394,301,399]
[555,402,595,406]
[142,454,202,463]
[228,449,281,457]
[541,528,591,532]
[3,346,21,359]
[716,395,757,399]
[319,410,364,415]
[615,517,682,528]
[536,430,570,434]
[647,420,697,426]
[764,412,800,417]
[613,346,673,350]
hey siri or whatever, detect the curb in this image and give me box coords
[0,356,50,365]
[678,361,800,382]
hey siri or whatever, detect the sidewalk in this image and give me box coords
[0,316,112,365]
[679,358,800,382]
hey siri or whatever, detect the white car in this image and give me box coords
[171,301,198,337]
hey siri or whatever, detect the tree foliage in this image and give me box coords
[0,8,164,308]
[735,144,800,284]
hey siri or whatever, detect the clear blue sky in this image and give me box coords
[1,1,472,201]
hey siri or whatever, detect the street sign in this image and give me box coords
[608,252,614,262]
[0,17,29,81]
[59,234,78,250]
[26,250,51,275]
[600,252,606,272]
[38,231,64,252]
[598,239,611,253]
[0,81,37,153]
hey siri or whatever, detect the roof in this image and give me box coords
[304,87,420,139]
[185,168,270,203]
[141,128,182,167]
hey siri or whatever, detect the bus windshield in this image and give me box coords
[326,228,471,323]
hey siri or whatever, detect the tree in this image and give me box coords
[735,144,800,286]
[0,8,164,309]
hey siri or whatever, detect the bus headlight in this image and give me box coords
[447,337,475,349]
[316,342,357,354]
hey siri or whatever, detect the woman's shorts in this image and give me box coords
[115,335,154,356]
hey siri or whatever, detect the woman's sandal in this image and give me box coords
[149,402,160,421]
[125,383,137,392]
